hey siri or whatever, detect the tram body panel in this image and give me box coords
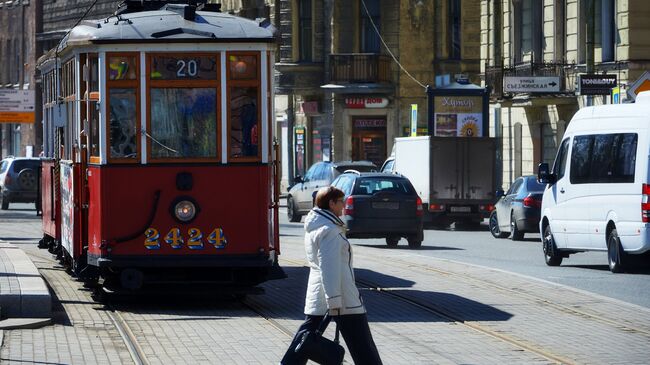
[60,162,85,260]
[86,165,272,261]
[41,160,61,240]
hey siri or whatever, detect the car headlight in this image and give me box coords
[174,200,196,222]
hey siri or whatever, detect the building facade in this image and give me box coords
[276,0,482,181]
[481,0,650,188]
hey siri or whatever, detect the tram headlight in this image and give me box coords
[174,200,196,222]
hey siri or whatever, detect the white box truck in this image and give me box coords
[390,136,498,226]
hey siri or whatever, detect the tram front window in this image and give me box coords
[109,89,138,159]
[150,88,217,159]
[229,87,258,158]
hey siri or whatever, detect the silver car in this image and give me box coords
[287,161,376,222]
[0,157,41,210]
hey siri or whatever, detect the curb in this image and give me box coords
[0,318,52,330]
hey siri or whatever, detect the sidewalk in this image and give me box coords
[0,241,51,321]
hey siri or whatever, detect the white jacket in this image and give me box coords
[303,208,366,316]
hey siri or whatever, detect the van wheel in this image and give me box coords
[386,236,400,247]
[607,229,626,273]
[543,225,563,266]
[489,211,509,239]
[287,196,302,223]
[510,213,524,241]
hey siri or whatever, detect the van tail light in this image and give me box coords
[480,204,495,212]
[642,184,650,222]
[429,203,445,212]
[416,197,423,217]
[523,195,541,208]
[344,196,354,216]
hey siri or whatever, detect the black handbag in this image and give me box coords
[294,314,345,365]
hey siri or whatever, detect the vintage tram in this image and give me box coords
[37,1,282,290]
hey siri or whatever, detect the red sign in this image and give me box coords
[345,97,389,109]
[302,101,319,114]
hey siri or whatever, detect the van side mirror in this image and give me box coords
[495,189,505,199]
[293,175,303,184]
[537,163,556,185]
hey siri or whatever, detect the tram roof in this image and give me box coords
[61,4,275,48]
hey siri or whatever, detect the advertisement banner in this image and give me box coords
[433,96,483,137]
[60,163,74,255]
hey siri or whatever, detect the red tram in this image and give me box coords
[37,1,282,290]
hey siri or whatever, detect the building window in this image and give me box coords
[580,0,616,63]
[360,0,381,53]
[514,0,542,63]
[449,0,461,60]
[298,0,312,62]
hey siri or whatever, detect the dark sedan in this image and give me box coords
[489,175,545,241]
[331,172,424,249]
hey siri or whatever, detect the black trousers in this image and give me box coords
[281,313,383,365]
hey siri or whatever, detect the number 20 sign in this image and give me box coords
[150,55,218,80]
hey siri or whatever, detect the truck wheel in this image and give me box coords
[510,213,524,241]
[489,211,509,239]
[287,196,302,223]
[607,229,626,273]
[543,225,562,266]
[386,236,400,247]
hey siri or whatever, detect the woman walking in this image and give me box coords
[281,186,383,365]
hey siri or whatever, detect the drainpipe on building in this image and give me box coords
[585,0,595,107]
[287,93,294,183]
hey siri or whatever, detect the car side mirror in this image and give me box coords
[537,163,556,185]
[495,189,505,199]
[293,175,303,184]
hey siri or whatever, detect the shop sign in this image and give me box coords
[627,71,650,101]
[301,101,319,114]
[0,90,35,123]
[578,74,617,95]
[504,76,560,93]
[354,118,386,128]
[433,96,483,137]
[345,97,389,109]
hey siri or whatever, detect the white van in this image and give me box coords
[538,91,650,273]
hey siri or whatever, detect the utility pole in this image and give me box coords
[585,0,595,107]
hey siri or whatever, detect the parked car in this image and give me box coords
[287,161,376,222]
[489,175,545,240]
[0,157,41,210]
[380,155,394,173]
[331,172,424,248]
[538,91,650,273]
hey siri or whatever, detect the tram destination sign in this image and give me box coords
[0,90,35,123]
[504,76,561,93]
[578,74,617,95]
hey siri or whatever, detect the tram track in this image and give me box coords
[281,256,579,364]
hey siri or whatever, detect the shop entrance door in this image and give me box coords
[351,117,387,167]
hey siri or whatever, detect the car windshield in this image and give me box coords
[334,164,376,174]
[353,177,414,195]
[526,178,546,192]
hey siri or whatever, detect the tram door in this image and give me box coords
[351,117,387,168]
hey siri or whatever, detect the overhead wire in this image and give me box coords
[360,0,428,89]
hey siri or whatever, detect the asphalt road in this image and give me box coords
[278,205,650,309]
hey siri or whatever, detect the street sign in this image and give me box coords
[578,74,617,95]
[627,71,650,101]
[410,104,417,137]
[503,76,561,93]
[0,90,35,123]
[612,86,621,104]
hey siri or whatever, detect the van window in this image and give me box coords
[554,138,570,180]
[570,135,594,184]
[570,133,637,184]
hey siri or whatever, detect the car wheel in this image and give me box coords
[407,237,422,249]
[543,224,562,266]
[607,229,626,273]
[0,192,8,210]
[386,236,400,247]
[510,213,524,241]
[489,211,509,239]
[287,196,302,223]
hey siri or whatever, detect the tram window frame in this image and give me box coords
[146,52,221,163]
[106,52,141,163]
[227,52,262,162]
[87,54,100,162]
[61,58,76,161]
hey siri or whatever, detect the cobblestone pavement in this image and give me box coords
[2,216,650,364]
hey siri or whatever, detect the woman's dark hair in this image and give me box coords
[314,186,345,210]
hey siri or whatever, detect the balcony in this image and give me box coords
[484,61,577,99]
[329,54,391,84]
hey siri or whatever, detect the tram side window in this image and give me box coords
[228,53,260,160]
[107,54,139,161]
[89,56,100,158]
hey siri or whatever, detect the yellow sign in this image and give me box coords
[0,112,35,123]
[410,104,418,137]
